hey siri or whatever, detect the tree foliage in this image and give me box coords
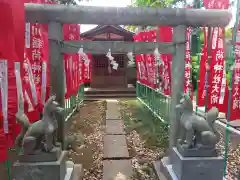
[125,0,186,32]
[128,0,235,89]
[51,0,90,5]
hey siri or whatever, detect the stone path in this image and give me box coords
[103,100,133,180]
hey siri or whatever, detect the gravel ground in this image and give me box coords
[67,100,106,180]
[120,100,240,180]
[120,100,168,180]
[127,130,165,180]
[216,129,240,180]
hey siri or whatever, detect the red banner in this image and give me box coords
[144,30,157,88]
[151,29,158,89]
[159,26,173,95]
[82,53,92,84]
[139,32,149,86]
[134,33,142,83]
[23,0,53,124]
[207,28,225,110]
[203,0,229,9]
[197,28,208,107]
[184,28,193,99]
[63,24,80,97]
[0,0,25,161]
[228,11,240,120]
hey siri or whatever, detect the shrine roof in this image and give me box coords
[80,25,134,40]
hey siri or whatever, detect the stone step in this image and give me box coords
[84,87,136,95]
[84,97,135,101]
[106,120,125,135]
[104,135,130,159]
[103,160,133,180]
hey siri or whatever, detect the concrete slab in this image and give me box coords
[103,160,133,180]
[153,156,226,180]
[13,151,67,180]
[106,120,125,135]
[104,135,129,159]
[106,101,119,110]
[106,109,121,120]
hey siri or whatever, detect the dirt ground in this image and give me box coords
[120,100,240,180]
[0,100,106,180]
[67,100,106,180]
[119,100,169,180]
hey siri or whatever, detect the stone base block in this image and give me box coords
[64,161,83,180]
[153,148,226,180]
[18,147,62,163]
[176,142,218,157]
[13,151,68,180]
[171,147,224,180]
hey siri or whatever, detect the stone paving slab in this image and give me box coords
[103,160,133,180]
[106,109,121,120]
[106,101,119,110]
[106,120,125,135]
[104,135,129,159]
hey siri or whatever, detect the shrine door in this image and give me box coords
[92,54,127,88]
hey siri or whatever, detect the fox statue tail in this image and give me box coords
[15,112,30,147]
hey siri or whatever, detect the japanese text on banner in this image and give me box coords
[184,28,193,98]
[207,28,225,109]
[229,13,240,120]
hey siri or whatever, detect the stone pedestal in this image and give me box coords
[12,151,83,180]
[153,147,225,180]
[18,147,62,163]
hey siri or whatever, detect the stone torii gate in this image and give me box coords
[18,4,231,180]
[24,3,231,149]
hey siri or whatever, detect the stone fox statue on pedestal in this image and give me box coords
[15,95,64,154]
[176,94,220,149]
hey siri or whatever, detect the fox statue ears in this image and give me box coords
[177,93,193,112]
[177,93,190,101]
[46,94,56,103]
[43,94,57,112]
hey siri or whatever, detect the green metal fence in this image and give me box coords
[136,81,171,123]
[64,83,84,121]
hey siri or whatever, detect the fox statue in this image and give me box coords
[176,93,220,149]
[15,95,64,155]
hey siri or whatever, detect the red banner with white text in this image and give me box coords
[139,32,149,86]
[82,53,92,84]
[228,11,240,120]
[207,28,225,110]
[184,28,193,99]
[201,0,229,114]
[23,0,53,124]
[0,0,25,161]
[134,33,147,85]
[63,24,81,98]
[145,30,157,88]
[158,26,172,95]
[197,27,208,107]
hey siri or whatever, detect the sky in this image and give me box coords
[75,0,236,33]
[75,0,132,32]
